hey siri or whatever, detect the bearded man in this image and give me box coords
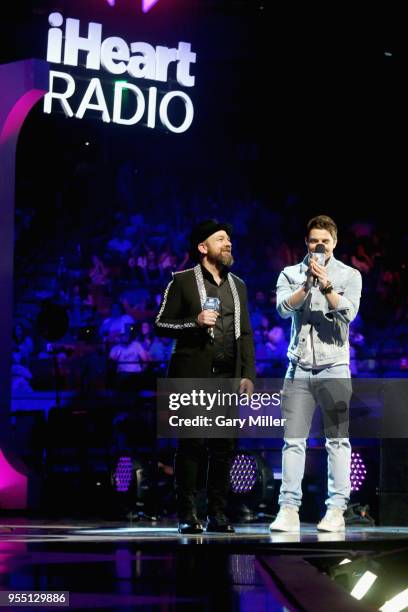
[155,219,255,534]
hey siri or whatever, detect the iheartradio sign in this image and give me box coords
[43,13,197,133]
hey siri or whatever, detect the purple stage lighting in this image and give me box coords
[113,456,133,492]
[230,454,258,494]
[350,451,367,492]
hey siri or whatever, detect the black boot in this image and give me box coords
[206,513,235,533]
[178,514,204,534]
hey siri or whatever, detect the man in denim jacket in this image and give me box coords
[270,215,362,533]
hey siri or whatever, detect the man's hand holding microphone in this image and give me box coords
[197,296,220,329]
[197,295,254,397]
[197,310,219,327]
[306,243,329,290]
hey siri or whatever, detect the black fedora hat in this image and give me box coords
[189,219,233,260]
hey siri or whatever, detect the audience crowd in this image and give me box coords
[12,186,408,393]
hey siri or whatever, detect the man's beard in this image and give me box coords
[207,247,234,268]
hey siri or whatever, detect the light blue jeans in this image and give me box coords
[278,363,352,511]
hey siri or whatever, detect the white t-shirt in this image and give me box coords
[109,341,145,373]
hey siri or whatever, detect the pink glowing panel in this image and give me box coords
[0,89,46,145]
[0,540,27,573]
[142,0,160,12]
[106,0,160,11]
[0,449,27,509]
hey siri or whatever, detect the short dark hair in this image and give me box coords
[306,215,338,241]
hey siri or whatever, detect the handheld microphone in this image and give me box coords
[203,296,221,312]
[310,244,326,287]
[203,291,220,338]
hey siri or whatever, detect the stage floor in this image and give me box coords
[1,518,407,611]
[1,518,408,544]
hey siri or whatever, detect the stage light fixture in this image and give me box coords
[380,588,408,612]
[350,451,367,492]
[229,451,274,520]
[330,556,381,593]
[110,455,160,520]
[332,551,408,610]
[339,558,352,565]
[350,570,378,600]
[230,453,258,494]
[112,456,133,493]
[111,456,147,496]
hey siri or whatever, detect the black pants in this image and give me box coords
[174,366,236,520]
[175,437,236,519]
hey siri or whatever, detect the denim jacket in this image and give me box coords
[276,255,362,366]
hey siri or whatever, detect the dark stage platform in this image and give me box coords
[1,519,408,545]
[1,519,407,611]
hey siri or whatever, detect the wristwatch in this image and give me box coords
[320,282,333,295]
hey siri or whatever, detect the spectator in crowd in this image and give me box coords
[377,268,400,303]
[150,335,173,363]
[87,254,112,314]
[109,327,150,389]
[254,329,271,376]
[99,302,135,344]
[137,321,172,366]
[107,229,132,259]
[68,283,101,338]
[351,241,374,274]
[265,326,288,363]
[139,321,153,346]
[12,323,35,366]
[158,244,177,270]
[88,254,110,286]
[259,315,271,340]
[11,362,33,392]
[144,249,162,283]
[250,290,268,329]
[176,250,191,271]
[135,246,149,269]
[126,246,148,282]
[158,244,177,280]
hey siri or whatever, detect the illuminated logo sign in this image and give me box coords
[43,13,196,133]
